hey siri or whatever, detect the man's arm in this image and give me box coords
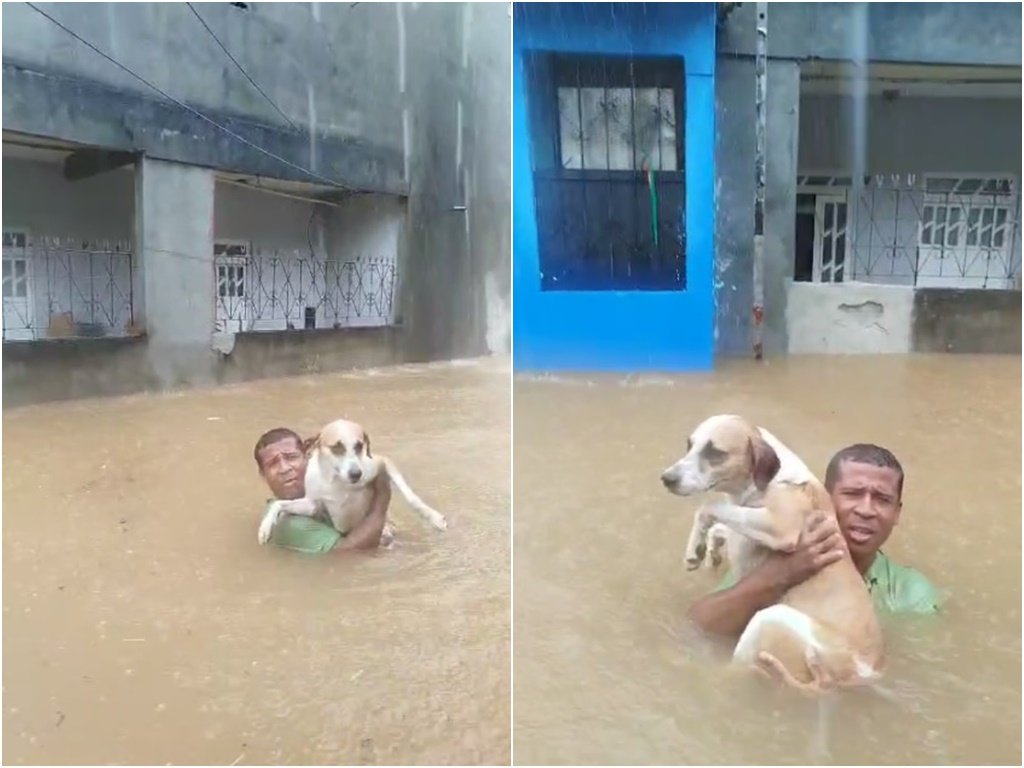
[687,512,846,638]
[335,473,393,552]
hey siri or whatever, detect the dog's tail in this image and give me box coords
[382,457,447,531]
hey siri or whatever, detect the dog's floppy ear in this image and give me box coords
[362,431,372,458]
[748,435,780,491]
[302,434,320,455]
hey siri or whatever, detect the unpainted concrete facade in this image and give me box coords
[713,2,1022,358]
[2,2,511,406]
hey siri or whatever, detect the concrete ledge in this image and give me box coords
[2,335,156,407]
[215,327,404,384]
[913,289,1022,354]
[3,61,407,196]
[786,281,914,354]
[3,327,406,408]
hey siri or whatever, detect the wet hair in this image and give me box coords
[253,427,303,470]
[824,443,904,498]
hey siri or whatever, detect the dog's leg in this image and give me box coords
[684,506,714,570]
[734,604,826,692]
[755,650,833,695]
[706,523,729,570]
[257,498,320,545]
[702,500,802,553]
[381,457,447,530]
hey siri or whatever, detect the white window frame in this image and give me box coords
[2,228,36,341]
[797,175,854,284]
[214,239,251,333]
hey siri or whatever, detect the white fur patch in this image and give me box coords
[733,604,822,665]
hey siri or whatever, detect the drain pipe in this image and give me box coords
[752,2,767,360]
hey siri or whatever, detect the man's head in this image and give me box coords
[254,427,308,500]
[825,444,904,563]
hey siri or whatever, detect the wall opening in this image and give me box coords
[524,51,686,291]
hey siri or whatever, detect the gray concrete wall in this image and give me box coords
[786,281,915,354]
[784,282,1021,354]
[2,2,405,192]
[464,3,512,356]
[1,156,134,239]
[912,288,1022,353]
[714,58,800,357]
[400,2,511,361]
[719,3,1022,66]
[800,95,1023,174]
[1,328,404,408]
[214,181,325,252]
[135,158,217,387]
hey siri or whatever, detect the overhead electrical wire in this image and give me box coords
[185,2,299,130]
[25,2,353,191]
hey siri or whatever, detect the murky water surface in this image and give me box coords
[513,355,1021,765]
[4,358,510,766]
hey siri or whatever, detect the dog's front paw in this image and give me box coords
[685,541,707,570]
[257,504,281,545]
[706,523,729,570]
[257,517,276,545]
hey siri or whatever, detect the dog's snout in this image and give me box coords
[660,469,677,487]
[347,468,363,483]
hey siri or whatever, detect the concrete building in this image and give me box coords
[715,1,1021,357]
[512,1,1020,372]
[2,2,511,406]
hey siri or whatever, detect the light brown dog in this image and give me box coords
[660,414,884,693]
[258,418,447,545]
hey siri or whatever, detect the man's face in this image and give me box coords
[257,438,307,500]
[830,460,902,560]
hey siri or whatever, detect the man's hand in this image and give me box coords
[759,511,847,591]
[686,511,846,638]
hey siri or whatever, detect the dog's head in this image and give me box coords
[660,414,780,497]
[308,419,380,487]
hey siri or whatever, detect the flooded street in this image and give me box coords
[3,358,510,766]
[513,354,1021,765]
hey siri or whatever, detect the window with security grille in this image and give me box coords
[916,177,1017,289]
[524,52,686,291]
[214,240,251,333]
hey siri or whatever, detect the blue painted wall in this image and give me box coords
[513,2,717,371]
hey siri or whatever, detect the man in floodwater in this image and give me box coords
[688,443,943,637]
[253,427,393,554]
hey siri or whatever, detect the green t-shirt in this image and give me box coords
[265,500,342,554]
[715,550,944,615]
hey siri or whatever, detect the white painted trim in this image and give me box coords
[213,239,251,333]
[2,226,35,341]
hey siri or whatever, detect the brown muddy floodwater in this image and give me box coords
[3,358,510,766]
[514,355,1021,766]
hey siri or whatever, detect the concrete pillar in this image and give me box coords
[133,157,216,386]
[762,59,801,356]
[713,58,800,357]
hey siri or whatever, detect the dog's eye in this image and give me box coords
[330,442,345,455]
[353,441,363,454]
[702,442,728,464]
